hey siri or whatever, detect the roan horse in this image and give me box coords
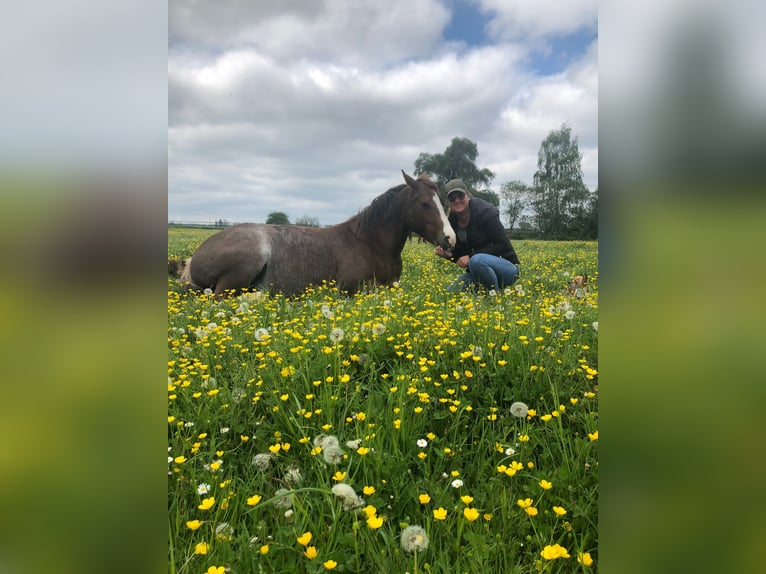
[170,171,456,296]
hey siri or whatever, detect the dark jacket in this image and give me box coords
[448,198,520,265]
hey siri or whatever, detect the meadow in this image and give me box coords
[168,227,598,574]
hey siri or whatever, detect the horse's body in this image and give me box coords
[174,171,455,296]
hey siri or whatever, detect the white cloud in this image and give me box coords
[169,1,598,224]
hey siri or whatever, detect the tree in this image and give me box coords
[266,212,290,225]
[530,124,590,239]
[414,137,495,192]
[294,215,320,227]
[471,188,500,207]
[499,180,532,230]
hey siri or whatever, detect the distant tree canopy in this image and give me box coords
[530,123,592,239]
[414,137,495,194]
[294,215,320,227]
[266,212,290,225]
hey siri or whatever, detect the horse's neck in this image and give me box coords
[356,205,409,259]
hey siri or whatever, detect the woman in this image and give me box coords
[435,178,520,292]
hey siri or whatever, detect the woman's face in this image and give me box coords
[447,191,469,215]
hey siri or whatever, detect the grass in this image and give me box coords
[168,228,598,573]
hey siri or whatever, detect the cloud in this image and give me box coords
[169,0,598,224]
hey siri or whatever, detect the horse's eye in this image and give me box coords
[421,202,431,209]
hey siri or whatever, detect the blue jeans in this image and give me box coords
[448,253,520,292]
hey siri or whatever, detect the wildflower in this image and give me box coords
[362,505,378,518]
[321,304,334,319]
[517,498,533,509]
[417,438,428,448]
[185,520,202,531]
[565,310,575,320]
[297,532,313,546]
[247,494,262,506]
[450,479,464,488]
[304,546,318,559]
[198,497,215,511]
[363,485,376,495]
[592,321,598,331]
[401,525,429,554]
[372,323,386,335]
[357,447,370,455]
[194,541,209,555]
[206,567,225,574]
[332,471,347,481]
[173,455,186,464]
[525,507,538,516]
[273,488,293,509]
[331,483,365,510]
[578,552,594,566]
[254,328,270,341]
[329,327,345,343]
[539,480,553,490]
[463,507,480,522]
[324,559,338,570]
[553,506,567,516]
[197,483,211,495]
[323,445,346,465]
[418,493,431,504]
[367,514,384,529]
[510,401,529,418]
[460,495,474,504]
[314,434,340,449]
[284,466,303,485]
[433,507,447,520]
[540,544,570,560]
[588,431,599,441]
[346,439,362,449]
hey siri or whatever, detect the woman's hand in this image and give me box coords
[455,255,470,268]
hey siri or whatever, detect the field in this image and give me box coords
[168,227,598,573]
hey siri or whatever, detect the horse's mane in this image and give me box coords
[349,184,408,240]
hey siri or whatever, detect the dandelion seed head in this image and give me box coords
[329,327,345,343]
[252,453,273,471]
[510,401,529,418]
[322,445,345,465]
[254,328,270,342]
[273,488,293,510]
[401,525,429,554]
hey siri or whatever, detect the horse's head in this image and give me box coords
[401,170,456,250]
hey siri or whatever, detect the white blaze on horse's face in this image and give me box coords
[431,190,456,248]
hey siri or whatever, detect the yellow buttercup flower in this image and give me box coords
[539,480,553,490]
[525,506,538,516]
[517,498,533,509]
[323,560,338,570]
[367,515,384,529]
[463,507,480,522]
[460,495,474,504]
[194,541,209,555]
[247,494,262,506]
[304,546,318,559]
[297,532,312,546]
[198,497,215,510]
[433,507,447,520]
[553,506,567,516]
[577,552,594,566]
[418,493,431,504]
[541,544,571,560]
[363,486,376,495]
[185,520,202,530]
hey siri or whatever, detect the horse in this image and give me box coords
[170,171,456,296]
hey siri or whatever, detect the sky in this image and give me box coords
[168,0,598,225]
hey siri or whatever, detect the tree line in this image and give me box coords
[264,124,596,240]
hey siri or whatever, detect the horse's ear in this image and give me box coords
[402,170,416,187]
